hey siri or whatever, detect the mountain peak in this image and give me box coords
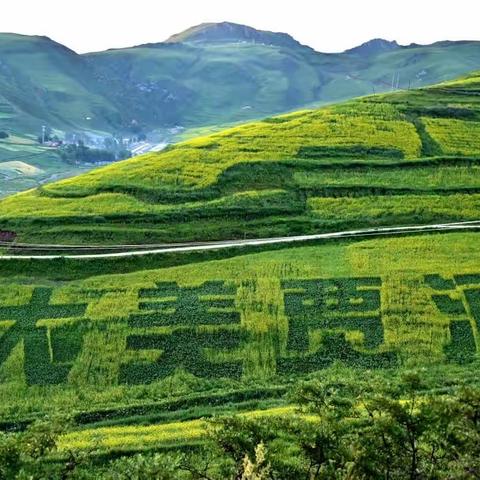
[346,38,401,56]
[165,22,306,49]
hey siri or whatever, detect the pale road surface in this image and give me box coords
[1,220,479,260]
[130,142,168,156]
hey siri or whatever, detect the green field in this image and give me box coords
[3,72,480,244]
[2,27,480,142]
[0,137,92,198]
[0,232,479,445]
[2,71,480,478]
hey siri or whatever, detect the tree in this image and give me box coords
[293,371,480,480]
[241,443,271,480]
[208,415,306,480]
[101,453,183,480]
[0,432,22,479]
[59,144,116,164]
[0,418,65,479]
[0,132,8,140]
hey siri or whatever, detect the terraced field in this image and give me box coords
[2,73,480,244]
[2,73,480,477]
[0,232,479,455]
[0,136,90,198]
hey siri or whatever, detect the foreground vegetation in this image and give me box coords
[0,232,477,476]
[3,368,480,479]
[3,73,480,243]
[1,70,480,478]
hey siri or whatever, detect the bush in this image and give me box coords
[59,143,116,164]
[0,131,9,139]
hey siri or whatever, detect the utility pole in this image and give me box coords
[41,125,46,144]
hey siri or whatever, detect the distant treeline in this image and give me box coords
[59,143,131,164]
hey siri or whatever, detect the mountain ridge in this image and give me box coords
[345,38,401,56]
[1,24,480,148]
[164,21,309,49]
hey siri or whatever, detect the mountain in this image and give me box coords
[164,21,307,49]
[0,33,121,134]
[81,32,480,130]
[345,38,400,56]
[2,71,480,245]
[1,25,480,139]
[2,25,480,200]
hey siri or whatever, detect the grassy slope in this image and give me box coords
[0,231,479,453]
[0,34,124,198]
[2,65,480,459]
[2,34,480,200]
[3,72,480,244]
[85,41,324,128]
[85,39,480,129]
[2,32,480,137]
[0,34,121,134]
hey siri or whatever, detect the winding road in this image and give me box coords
[1,220,479,260]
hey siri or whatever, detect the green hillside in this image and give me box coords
[3,25,480,201]
[0,33,121,135]
[2,69,480,478]
[3,72,480,244]
[0,231,479,472]
[85,30,480,129]
[2,25,480,137]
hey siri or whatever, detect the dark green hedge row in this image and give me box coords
[424,274,456,290]
[431,294,466,316]
[74,386,286,426]
[445,320,476,364]
[0,287,88,386]
[278,332,398,375]
[132,281,239,327]
[454,274,480,286]
[121,328,245,384]
[297,145,405,159]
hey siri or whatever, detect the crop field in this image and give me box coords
[423,118,480,155]
[1,73,480,475]
[0,232,479,454]
[2,73,480,244]
[0,138,92,198]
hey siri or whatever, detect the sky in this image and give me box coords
[0,0,478,54]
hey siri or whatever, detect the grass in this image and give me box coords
[423,118,480,155]
[308,193,480,223]
[58,405,297,453]
[59,419,206,451]
[294,164,480,190]
[0,232,477,454]
[3,72,480,244]
[0,161,43,177]
[3,34,480,200]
